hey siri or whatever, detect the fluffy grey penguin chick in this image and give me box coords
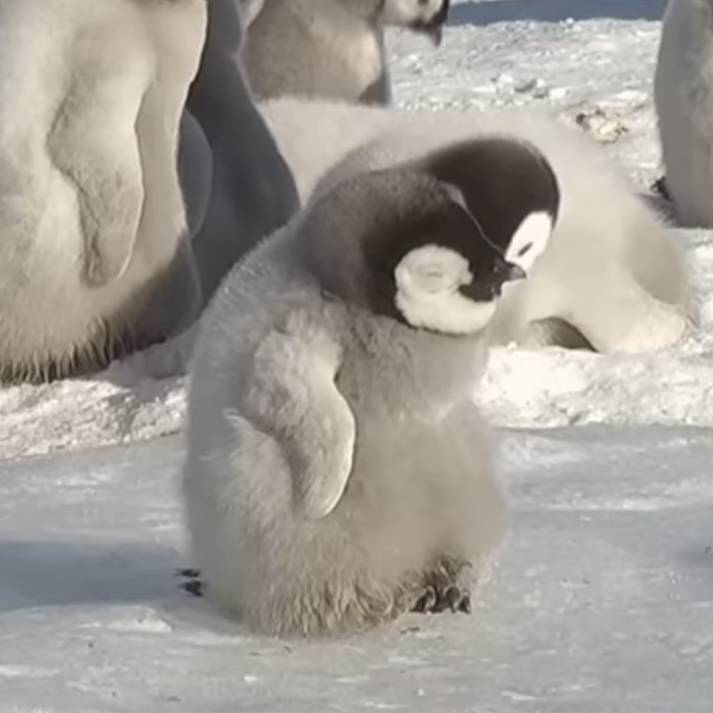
[182,138,561,637]
[654,0,713,227]
[242,0,449,105]
[313,108,695,353]
[0,0,207,382]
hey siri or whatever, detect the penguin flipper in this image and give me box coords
[48,66,146,287]
[245,324,355,520]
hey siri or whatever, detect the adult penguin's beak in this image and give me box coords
[412,0,450,47]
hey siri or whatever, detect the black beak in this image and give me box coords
[486,258,526,298]
[460,257,526,301]
[494,257,526,284]
[411,0,450,47]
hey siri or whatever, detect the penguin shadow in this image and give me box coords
[0,539,245,637]
[676,543,713,584]
[0,539,185,614]
[449,0,665,26]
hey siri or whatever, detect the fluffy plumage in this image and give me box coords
[242,0,449,105]
[654,0,713,227]
[182,156,519,637]
[310,107,695,353]
[258,97,394,200]
[0,0,206,382]
[187,0,300,301]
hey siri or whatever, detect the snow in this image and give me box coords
[3,428,712,711]
[2,1,713,710]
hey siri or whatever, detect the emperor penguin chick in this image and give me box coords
[242,0,450,105]
[315,109,695,353]
[182,138,561,637]
[0,0,207,382]
[654,0,713,226]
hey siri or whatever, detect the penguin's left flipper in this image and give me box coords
[48,68,146,287]
[245,320,356,520]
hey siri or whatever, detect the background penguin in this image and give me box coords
[181,138,561,637]
[237,0,266,29]
[0,0,206,382]
[258,97,394,201]
[186,0,300,302]
[654,0,713,227]
[178,110,213,241]
[306,107,695,354]
[241,0,449,106]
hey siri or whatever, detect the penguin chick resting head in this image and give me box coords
[301,135,559,336]
[381,0,451,44]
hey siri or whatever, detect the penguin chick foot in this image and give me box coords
[175,568,204,597]
[652,175,671,202]
[412,556,473,615]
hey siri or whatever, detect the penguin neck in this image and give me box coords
[334,302,490,418]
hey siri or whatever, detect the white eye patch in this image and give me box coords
[504,211,553,274]
[394,245,496,335]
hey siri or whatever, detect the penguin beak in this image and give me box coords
[459,258,526,302]
[484,257,527,298]
[411,0,450,47]
[494,257,527,284]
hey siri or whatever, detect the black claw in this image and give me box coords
[458,595,472,615]
[413,586,437,613]
[444,586,462,613]
[180,579,204,597]
[652,176,671,201]
[176,568,201,579]
[412,557,473,616]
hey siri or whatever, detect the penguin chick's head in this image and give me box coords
[302,163,550,335]
[381,0,450,45]
[302,136,559,335]
[419,135,560,277]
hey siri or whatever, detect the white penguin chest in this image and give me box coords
[344,31,383,88]
[310,20,382,91]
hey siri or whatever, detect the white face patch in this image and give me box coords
[504,211,553,274]
[394,245,497,335]
[382,0,444,25]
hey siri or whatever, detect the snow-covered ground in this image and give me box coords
[3,427,712,711]
[2,1,713,710]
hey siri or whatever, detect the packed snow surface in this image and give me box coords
[2,1,712,710]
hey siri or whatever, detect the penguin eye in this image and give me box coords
[416,268,450,293]
[517,242,533,257]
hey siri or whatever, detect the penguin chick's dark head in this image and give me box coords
[300,166,527,335]
[419,135,560,276]
[381,0,450,46]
